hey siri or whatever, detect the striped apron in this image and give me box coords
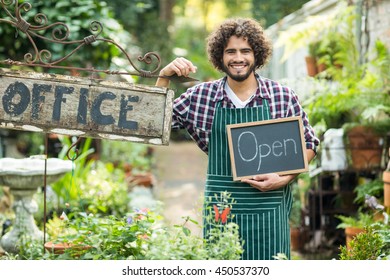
[204,100,292,260]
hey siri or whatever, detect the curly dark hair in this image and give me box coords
[206,18,272,71]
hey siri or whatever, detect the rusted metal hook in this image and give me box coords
[66,137,82,161]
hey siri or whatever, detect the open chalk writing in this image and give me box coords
[227,116,308,180]
[237,131,298,171]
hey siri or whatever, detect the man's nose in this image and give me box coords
[233,52,244,61]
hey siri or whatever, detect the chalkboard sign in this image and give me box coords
[227,116,308,181]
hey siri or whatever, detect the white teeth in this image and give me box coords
[231,65,245,69]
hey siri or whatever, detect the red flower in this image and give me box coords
[213,205,230,224]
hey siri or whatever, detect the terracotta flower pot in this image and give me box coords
[345,227,365,250]
[44,241,91,256]
[290,227,304,251]
[305,56,318,77]
[317,63,327,73]
[347,126,383,170]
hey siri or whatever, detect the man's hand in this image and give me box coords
[156,57,197,87]
[242,149,315,192]
[241,173,297,192]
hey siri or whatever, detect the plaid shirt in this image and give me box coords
[172,73,320,154]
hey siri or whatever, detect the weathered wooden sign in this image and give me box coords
[227,116,308,180]
[0,68,174,145]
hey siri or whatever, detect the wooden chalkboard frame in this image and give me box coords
[226,116,308,181]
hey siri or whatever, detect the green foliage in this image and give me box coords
[252,0,310,27]
[339,225,389,260]
[289,183,302,228]
[49,137,94,204]
[171,21,221,89]
[275,6,342,62]
[145,192,243,260]
[299,5,390,134]
[108,0,173,85]
[331,38,390,133]
[0,0,135,74]
[8,192,243,260]
[288,174,310,228]
[273,252,289,260]
[10,131,45,156]
[375,223,390,259]
[336,212,374,229]
[13,234,46,260]
[64,210,155,260]
[203,192,244,259]
[204,222,243,260]
[35,137,131,221]
[144,217,207,260]
[100,140,153,173]
[353,179,384,206]
[75,161,130,216]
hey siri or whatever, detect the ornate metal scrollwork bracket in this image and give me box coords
[0,0,197,82]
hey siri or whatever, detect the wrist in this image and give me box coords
[159,69,171,77]
[156,75,170,87]
[283,174,297,185]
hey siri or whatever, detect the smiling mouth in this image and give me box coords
[229,64,247,72]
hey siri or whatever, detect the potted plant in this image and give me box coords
[318,36,389,170]
[44,210,93,258]
[342,41,389,170]
[338,226,387,260]
[43,207,156,260]
[305,41,321,77]
[353,179,384,210]
[336,212,375,249]
[278,3,390,148]
[316,36,343,73]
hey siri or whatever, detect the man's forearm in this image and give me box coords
[156,76,170,87]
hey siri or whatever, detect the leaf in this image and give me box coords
[182,226,191,236]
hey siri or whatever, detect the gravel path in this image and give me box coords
[152,141,208,234]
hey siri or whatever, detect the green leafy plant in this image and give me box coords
[12,191,243,260]
[291,3,390,135]
[44,208,157,260]
[339,225,388,260]
[100,140,153,173]
[49,136,95,206]
[144,217,207,260]
[39,136,131,218]
[145,191,244,260]
[354,179,384,206]
[336,212,374,230]
[0,0,136,74]
[290,184,302,228]
[273,253,289,260]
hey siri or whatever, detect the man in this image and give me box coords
[156,18,319,260]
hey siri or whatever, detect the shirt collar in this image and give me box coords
[212,76,227,102]
[255,72,272,100]
[212,73,271,102]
